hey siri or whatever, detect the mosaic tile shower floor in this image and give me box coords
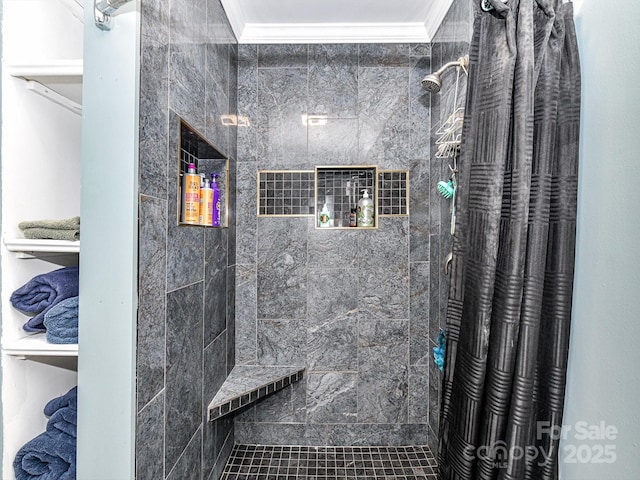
[221,445,438,480]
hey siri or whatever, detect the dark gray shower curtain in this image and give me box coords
[438,1,580,479]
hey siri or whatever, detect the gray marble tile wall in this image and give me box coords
[136,1,238,479]
[427,0,473,455]
[234,43,436,446]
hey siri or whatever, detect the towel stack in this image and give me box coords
[13,387,77,480]
[43,296,79,344]
[18,216,80,241]
[10,266,79,335]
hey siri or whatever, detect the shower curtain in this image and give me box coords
[438,1,580,479]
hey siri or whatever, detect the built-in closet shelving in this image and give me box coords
[1,0,83,477]
[7,60,83,114]
[4,238,81,255]
[3,335,79,358]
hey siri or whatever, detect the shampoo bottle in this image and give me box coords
[356,189,374,227]
[211,173,221,227]
[181,163,200,224]
[199,178,214,226]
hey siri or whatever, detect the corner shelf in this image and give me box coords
[207,365,305,421]
[4,238,80,257]
[3,334,78,358]
[8,60,83,114]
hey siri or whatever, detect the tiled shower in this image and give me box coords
[134,0,471,478]
[234,41,436,446]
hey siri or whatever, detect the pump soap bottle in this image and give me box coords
[181,163,200,224]
[356,189,374,227]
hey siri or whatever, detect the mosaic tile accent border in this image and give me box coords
[257,168,409,220]
[208,365,306,421]
[258,170,315,216]
[221,444,438,480]
[379,171,409,216]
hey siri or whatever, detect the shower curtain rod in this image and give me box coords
[94,0,134,31]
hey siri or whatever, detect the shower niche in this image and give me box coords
[256,166,409,228]
[177,119,229,227]
[315,166,378,229]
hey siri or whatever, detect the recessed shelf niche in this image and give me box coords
[178,119,229,227]
[255,167,409,227]
[315,166,378,229]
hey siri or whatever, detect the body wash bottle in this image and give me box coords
[181,163,200,224]
[199,178,214,226]
[211,173,221,227]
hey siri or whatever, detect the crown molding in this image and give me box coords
[220,0,247,42]
[237,22,431,44]
[423,0,455,41]
[220,0,456,44]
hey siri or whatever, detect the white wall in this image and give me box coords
[562,1,640,479]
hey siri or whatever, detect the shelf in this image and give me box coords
[315,166,379,229]
[178,119,230,227]
[4,238,80,256]
[207,365,306,421]
[3,334,78,358]
[8,60,83,113]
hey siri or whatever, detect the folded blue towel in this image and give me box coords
[46,407,77,441]
[10,266,79,333]
[44,387,77,417]
[13,431,76,480]
[13,387,78,480]
[44,388,77,443]
[43,297,79,344]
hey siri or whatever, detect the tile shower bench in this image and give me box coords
[207,365,306,421]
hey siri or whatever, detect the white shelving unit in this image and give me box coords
[4,238,81,255]
[7,60,83,114]
[1,0,83,477]
[3,336,79,358]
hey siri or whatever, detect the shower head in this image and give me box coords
[421,73,442,93]
[421,55,469,93]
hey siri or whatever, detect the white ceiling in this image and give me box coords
[220,0,455,44]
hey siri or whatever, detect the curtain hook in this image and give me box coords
[481,0,507,13]
[480,0,493,11]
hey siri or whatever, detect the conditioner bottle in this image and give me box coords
[181,163,200,224]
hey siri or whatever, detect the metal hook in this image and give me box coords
[444,251,453,274]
